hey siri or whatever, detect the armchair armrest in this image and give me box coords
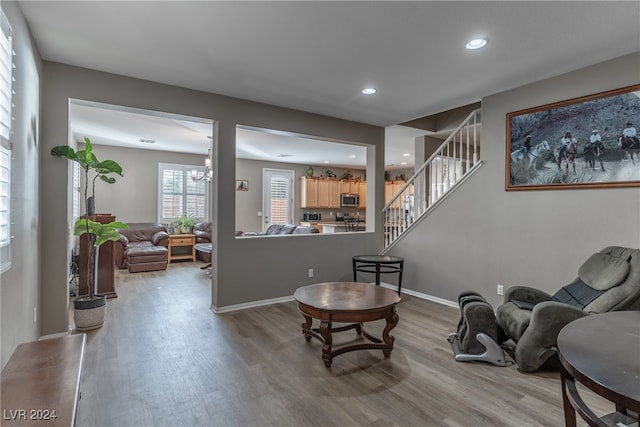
[504,286,552,305]
[114,234,129,269]
[515,301,588,372]
[151,231,169,247]
[117,234,129,247]
[194,230,211,243]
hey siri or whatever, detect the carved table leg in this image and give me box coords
[382,308,399,358]
[301,313,313,342]
[320,320,333,367]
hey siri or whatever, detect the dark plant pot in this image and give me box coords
[73,294,106,310]
[73,294,107,331]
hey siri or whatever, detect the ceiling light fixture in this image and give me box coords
[349,155,356,158]
[402,153,410,157]
[192,137,213,182]
[361,88,377,95]
[465,38,488,50]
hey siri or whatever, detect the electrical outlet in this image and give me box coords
[308,268,314,278]
[497,285,504,296]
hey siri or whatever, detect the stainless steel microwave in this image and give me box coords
[341,193,360,207]
[303,212,321,221]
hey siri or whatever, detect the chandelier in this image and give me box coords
[191,148,212,182]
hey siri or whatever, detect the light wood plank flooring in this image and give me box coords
[73,262,612,426]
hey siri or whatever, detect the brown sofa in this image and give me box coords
[115,223,169,273]
[193,222,211,262]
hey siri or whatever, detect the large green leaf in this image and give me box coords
[74,219,129,247]
[96,160,124,176]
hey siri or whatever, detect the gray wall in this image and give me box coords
[40,62,384,333]
[0,1,43,367]
[387,52,640,309]
[78,143,207,223]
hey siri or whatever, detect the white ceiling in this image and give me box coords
[20,1,640,168]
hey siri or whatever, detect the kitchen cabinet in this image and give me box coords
[358,181,367,207]
[329,180,341,208]
[341,180,357,194]
[301,177,341,208]
[385,181,411,208]
[300,176,318,208]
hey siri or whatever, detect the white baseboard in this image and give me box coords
[39,331,72,340]
[211,283,457,313]
[211,295,295,314]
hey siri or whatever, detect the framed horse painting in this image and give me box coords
[506,83,640,191]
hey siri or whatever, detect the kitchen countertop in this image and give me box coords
[301,220,365,233]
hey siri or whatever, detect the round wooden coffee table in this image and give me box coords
[293,282,401,367]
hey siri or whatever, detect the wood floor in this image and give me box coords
[73,262,612,427]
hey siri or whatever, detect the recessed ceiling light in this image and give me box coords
[402,153,410,157]
[465,38,488,50]
[349,155,356,158]
[323,160,329,164]
[401,162,407,165]
[361,88,377,95]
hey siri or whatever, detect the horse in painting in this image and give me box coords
[511,140,550,168]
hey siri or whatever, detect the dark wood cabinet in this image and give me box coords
[79,213,117,298]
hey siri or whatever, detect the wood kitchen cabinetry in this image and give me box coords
[316,179,341,208]
[300,176,319,208]
[341,180,357,194]
[358,181,367,207]
[385,181,411,208]
[301,177,342,208]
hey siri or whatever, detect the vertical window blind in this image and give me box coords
[269,175,289,224]
[158,163,207,224]
[0,8,12,273]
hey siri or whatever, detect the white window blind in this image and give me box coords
[158,163,207,224]
[0,8,12,273]
[72,162,80,220]
[269,176,289,224]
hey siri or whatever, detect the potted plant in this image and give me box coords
[51,137,128,330]
[174,212,195,234]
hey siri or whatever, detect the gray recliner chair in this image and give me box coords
[496,246,640,372]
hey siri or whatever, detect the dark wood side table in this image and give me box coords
[294,282,401,367]
[353,255,404,295]
[557,311,640,427]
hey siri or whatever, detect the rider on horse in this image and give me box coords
[522,135,532,155]
[558,131,574,158]
[622,122,639,145]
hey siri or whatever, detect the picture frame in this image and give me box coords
[236,179,249,191]
[506,84,640,191]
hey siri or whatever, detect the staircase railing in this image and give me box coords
[382,108,482,250]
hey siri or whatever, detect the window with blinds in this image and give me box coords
[158,163,207,224]
[0,9,12,273]
[72,162,81,219]
[263,168,293,229]
[269,175,289,224]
